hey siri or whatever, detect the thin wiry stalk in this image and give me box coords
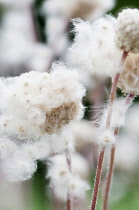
[103,128,119,210]
[91,146,105,210]
[103,93,134,210]
[65,149,72,210]
[90,72,120,210]
[90,51,128,210]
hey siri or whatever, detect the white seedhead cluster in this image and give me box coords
[1,1,139,209]
[47,154,90,201]
[118,53,139,95]
[0,64,85,139]
[66,16,122,78]
[115,9,139,53]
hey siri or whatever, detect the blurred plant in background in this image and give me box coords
[0,0,139,210]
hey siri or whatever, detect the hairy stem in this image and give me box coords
[91,147,105,210]
[103,93,134,210]
[90,73,120,210]
[103,128,119,210]
[90,51,128,210]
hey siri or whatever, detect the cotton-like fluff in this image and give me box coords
[0,64,85,140]
[118,53,139,95]
[100,99,131,129]
[0,137,18,159]
[22,127,74,160]
[20,139,51,161]
[97,129,116,145]
[47,154,90,201]
[66,16,122,78]
[42,127,74,154]
[115,9,139,53]
[43,0,115,20]
[3,154,37,182]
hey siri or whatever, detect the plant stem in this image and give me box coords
[90,73,120,210]
[103,93,134,210]
[90,51,128,210]
[103,128,119,210]
[91,146,105,210]
[65,149,72,210]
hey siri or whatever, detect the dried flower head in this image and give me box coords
[66,16,122,78]
[3,155,37,182]
[115,9,139,53]
[0,63,85,139]
[100,99,131,129]
[98,129,116,145]
[47,154,90,201]
[118,53,139,95]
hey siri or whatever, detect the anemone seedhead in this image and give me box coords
[115,9,139,53]
[0,64,85,139]
[98,130,116,145]
[118,53,139,95]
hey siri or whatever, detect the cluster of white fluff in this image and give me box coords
[66,16,122,78]
[0,64,86,181]
[96,98,132,145]
[0,128,74,181]
[3,155,37,182]
[47,154,90,201]
[0,137,18,159]
[43,0,115,20]
[115,9,139,53]
[98,129,116,145]
[0,136,38,182]
[0,64,85,140]
[118,53,139,95]
[101,99,131,129]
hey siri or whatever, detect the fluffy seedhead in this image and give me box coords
[66,16,122,78]
[100,99,131,129]
[47,154,90,201]
[3,155,37,182]
[0,63,85,139]
[98,129,116,145]
[115,9,139,53]
[118,53,139,95]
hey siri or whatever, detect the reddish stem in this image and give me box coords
[103,94,134,210]
[103,128,119,210]
[91,147,105,210]
[91,51,128,210]
[67,198,71,210]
